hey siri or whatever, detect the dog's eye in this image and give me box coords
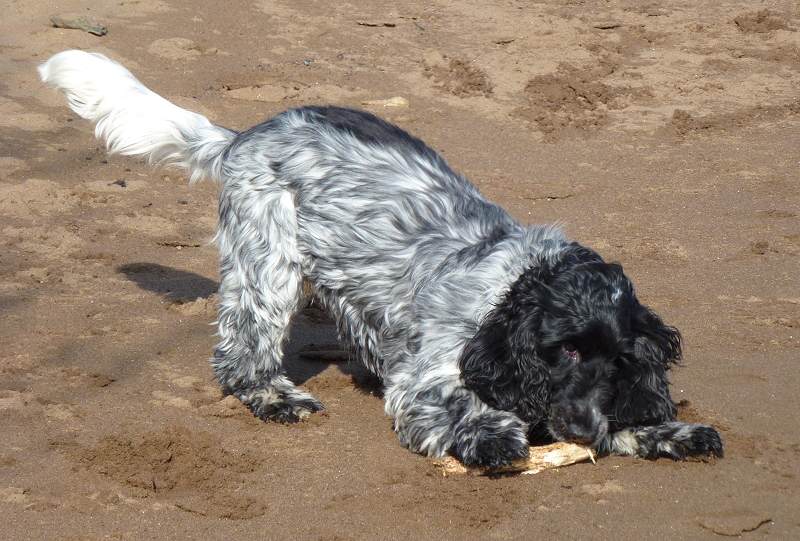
[562,343,580,362]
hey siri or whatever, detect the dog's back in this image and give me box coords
[221,105,529,367]
[39,51,528,375]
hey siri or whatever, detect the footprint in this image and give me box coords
[0,97,61,131]
[198,395,245,418]
[150,390,193,410]
[733,10,790,34]
[71,426,266,519]
[148,38,221,60]
[167,294,218,316]
[0,178,79,218]
[0,487,57,511]
[580,480,624,497]
[0,487,29,504]
[423,52,493,98]
[0,390,32,411]
[224,81,360,104]
[0,157,29,179]
[44,403,82,423]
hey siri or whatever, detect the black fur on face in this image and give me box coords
[459,242,683,447]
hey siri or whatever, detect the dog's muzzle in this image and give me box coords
[547,400,609,448]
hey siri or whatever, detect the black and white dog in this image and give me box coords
[40,51,722,467]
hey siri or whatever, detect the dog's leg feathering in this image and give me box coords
[213,188,323,423]
[602,422,723,459]
[38,50,234,182]
[385,374,530,467]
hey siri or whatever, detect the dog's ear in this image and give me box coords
[459,305,512,409]
[632,304,682,366]
[614,305,682,425]
[459,281,550,427]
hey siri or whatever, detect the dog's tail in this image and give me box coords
[39,50,235,182]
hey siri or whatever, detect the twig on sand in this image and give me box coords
[434,442,595,476]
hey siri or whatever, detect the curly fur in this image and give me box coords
[40,50,723,466]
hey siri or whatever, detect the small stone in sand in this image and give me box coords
[50,15,107,36]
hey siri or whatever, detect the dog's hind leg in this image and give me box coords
[212,187,323,422]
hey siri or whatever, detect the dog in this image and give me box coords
[40,50,723,467]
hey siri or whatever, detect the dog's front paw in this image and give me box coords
[454,411,529,468]
[669,424,724,459]
[236,385,324,423]
[636,422,724,459]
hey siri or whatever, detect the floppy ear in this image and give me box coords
[633,305,682,366]
[614,305,682,426]
[459,301,550,427]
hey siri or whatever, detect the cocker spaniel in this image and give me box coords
[40,50,723,467]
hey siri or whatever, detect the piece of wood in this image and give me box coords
[434,442,595,476]
[50,15,108,36]
[361,97,409,108]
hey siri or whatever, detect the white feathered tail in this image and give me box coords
[39,50,235,182]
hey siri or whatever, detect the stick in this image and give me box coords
[50,15,108,36]
[434,442,595,476]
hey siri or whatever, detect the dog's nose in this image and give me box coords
[569,407,608,446]
[565,421,607,446]
[550,402,609,447]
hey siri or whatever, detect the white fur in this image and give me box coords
[38,50,233,182]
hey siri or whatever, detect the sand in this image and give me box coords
[1,0,799,538]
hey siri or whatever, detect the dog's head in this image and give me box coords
[459,243,681,447]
